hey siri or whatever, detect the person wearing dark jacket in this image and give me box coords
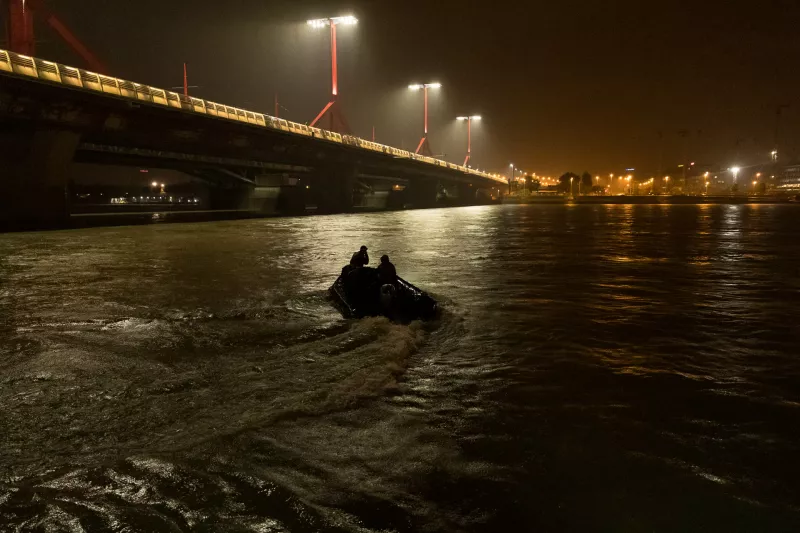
[377,254,397,285]
[350,245,369,267]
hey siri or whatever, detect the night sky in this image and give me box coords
[9,0,800,176]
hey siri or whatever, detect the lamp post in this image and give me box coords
[456,115,481,167]
[409,82,441,155]
[509,163,516,194]
[307,15,358,133]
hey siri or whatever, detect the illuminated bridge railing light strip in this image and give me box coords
[0,49,507,185]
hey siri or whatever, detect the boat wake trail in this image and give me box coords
[0,294,434,531]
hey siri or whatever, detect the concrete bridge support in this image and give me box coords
[404,178,439,209]
[208,186,254,211]
[246,174,305,215]
[308,168,356,214]
[439,182,479,206]
[0,128,80,226]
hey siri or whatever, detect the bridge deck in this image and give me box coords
[0,48,507,187]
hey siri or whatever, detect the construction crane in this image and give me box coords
[5,0,106,73]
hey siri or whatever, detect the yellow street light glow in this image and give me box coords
[151,181,158,187]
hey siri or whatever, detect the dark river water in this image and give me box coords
[1,204,800,532]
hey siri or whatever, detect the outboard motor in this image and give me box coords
[380,283,396,314]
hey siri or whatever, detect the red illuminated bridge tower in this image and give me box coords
[307,15,357,134]
[5,0,106,73]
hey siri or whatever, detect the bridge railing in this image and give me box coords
[0,48,507,186]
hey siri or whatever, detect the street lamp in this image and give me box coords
[409,82,442,155]
[730,166,740,182]
[307,15,358,132]
[456,115,481,167]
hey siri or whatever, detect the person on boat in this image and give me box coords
[377,254,397,285]
[350,245,369,268]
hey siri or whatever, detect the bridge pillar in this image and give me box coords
[248,174,305,215]
[308,168,356,214]
[462,183,479,205]
[0,128,80,227]
[207,185,254,211]
[437,182,477,206]
[404,178,439,209]
[476,187,495,204]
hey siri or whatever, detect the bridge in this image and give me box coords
[0,48,508,225]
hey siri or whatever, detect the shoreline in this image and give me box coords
[503,195,797,205]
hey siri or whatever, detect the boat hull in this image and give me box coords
[329,269,437,321]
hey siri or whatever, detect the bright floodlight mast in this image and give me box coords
[9,0,34,55]
[307,15,357,133]
[457,115,481,167]
[409,82,441,156]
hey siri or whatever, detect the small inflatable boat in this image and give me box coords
[329,267,438,321]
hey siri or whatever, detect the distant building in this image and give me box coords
[778,164,800,191]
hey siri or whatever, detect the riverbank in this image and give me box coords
[504,194,795,205]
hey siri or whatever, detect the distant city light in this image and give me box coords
[151,181,158,187]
